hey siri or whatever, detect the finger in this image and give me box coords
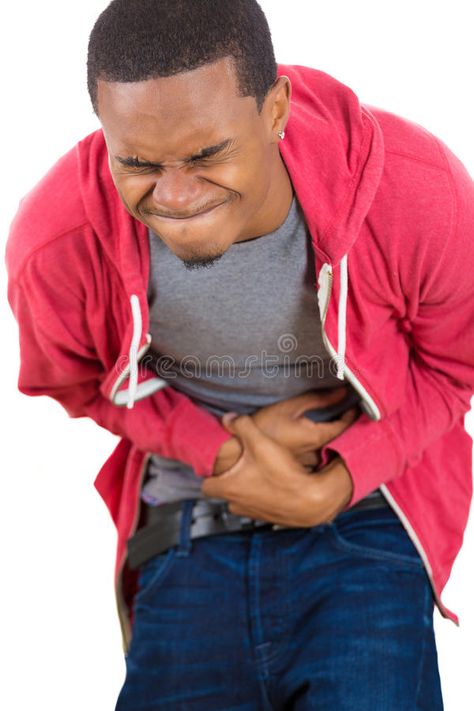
[219,414,270,458]
[227,502,265,519]
[201,441,249,498]
[227,503,295,527]
[201,473,233,499]
[303,416,357,447]
[291,387,348,418]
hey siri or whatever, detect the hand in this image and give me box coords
[236,388,359,470]
[212,388,359,475]
[202,413,353,527]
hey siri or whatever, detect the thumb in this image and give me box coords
[221,413,265,454]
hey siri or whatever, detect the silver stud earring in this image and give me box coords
[278,129,286,140]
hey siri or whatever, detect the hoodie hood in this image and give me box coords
[277,64,385,265]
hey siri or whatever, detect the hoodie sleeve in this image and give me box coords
[319,138,474,507]
[7,255,232,478]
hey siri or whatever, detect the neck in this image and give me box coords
[235,152,295,243]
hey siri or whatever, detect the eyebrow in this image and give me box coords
[115,138,234,169]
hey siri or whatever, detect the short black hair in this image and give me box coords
[87,0,277,115]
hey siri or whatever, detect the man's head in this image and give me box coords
[87,0,292,270]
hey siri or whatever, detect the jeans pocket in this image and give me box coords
[134,547,178,605]
[329,506,425,570]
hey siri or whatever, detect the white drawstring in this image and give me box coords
[337,254,348,380]
[127,294,142,409]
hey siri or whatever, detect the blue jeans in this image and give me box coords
[115,500,443,710]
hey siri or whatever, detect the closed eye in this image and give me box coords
[188,156,216,165]
[119,155,222,174]
[122,157,160,170]
[115,137,237,171]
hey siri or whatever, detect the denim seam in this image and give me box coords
[176,499,196,556]
[414,583,433,706]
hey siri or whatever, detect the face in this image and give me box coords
[97,56,291,269]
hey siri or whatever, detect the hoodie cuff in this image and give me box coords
[165,398,234,477]
[319,414,404,508]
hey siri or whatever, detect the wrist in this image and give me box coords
[308,457,354,522]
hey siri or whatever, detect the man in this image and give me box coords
[6,0,474,708]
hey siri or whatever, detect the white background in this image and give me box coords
[2,1,473,709]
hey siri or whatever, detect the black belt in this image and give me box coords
[127,491,389,570]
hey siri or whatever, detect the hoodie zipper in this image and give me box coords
[317,262,457,625]
[115,452,152,653]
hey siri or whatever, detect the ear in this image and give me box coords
[266,75,292,142]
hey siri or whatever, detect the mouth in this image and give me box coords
[149,200,227,222]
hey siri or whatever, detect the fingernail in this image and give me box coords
[223,412,239,423]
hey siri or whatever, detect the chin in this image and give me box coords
[165,225,235,255]
[181,254,225,271]
[166,237,229,269]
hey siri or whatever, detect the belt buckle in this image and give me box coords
[221,509,255,530]
[220,505,281,531]
[220,507,263,531]
[239,516,261,530]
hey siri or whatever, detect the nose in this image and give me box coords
[151,167,209,218]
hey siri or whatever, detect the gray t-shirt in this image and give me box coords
[141,194,373,505]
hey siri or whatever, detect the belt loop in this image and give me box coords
[176,499,196,557]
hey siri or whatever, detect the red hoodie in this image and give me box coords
[6,64,474,651]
